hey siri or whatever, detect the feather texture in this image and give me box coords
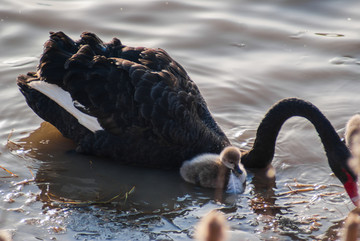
[17,31,229,168]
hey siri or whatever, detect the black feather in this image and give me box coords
[17,32,229,168]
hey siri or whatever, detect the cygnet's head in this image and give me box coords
[342,208,360,241]
[345,114,360,157]
[220,146,247,194]
[345,114,360,177]
[195,210,228,241]
[0,230,12,241]
[220,146,244,176]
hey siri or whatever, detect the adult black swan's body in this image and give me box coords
[17,32,359,204]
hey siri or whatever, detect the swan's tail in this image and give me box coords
[17,72,94,143]
[16,32,121,134]
[36,31,122,87]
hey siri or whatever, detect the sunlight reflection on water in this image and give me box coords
[1,0,360,240]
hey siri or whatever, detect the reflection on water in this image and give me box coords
[12,123,248,240]
[19,123,225,209]
[1,0,360,240]
[5,122,351,240]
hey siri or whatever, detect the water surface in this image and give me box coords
[1,0,360,240]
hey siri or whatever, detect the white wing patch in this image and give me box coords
[28,81,103,132]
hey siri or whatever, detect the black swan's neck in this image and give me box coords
[241,98,351,171]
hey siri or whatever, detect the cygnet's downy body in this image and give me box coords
[180,146,247,193]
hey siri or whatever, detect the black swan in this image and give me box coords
[180,146,246,193]
[17,32,358,204]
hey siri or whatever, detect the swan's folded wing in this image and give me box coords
[58,45,217,146]
[34,31,226,147]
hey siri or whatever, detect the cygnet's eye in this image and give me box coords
[223,160,235,170]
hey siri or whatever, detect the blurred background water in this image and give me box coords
[1,0,360,240]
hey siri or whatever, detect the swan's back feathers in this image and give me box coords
[17,32,229,167]
[42,32,224,142]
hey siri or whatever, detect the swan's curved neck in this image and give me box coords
[241,98,359,206]
[241,98,350,170]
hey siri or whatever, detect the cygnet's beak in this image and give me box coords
[233,164,243,176]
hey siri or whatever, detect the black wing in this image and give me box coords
[39,32,226,147]
[18,32,229,167]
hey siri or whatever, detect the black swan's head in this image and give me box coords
[240,98,359,206]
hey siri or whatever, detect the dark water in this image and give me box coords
[1,0,360,240]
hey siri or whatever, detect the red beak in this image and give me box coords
[344,172,360,206]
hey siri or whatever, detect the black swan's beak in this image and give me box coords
[343,171,360,206]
